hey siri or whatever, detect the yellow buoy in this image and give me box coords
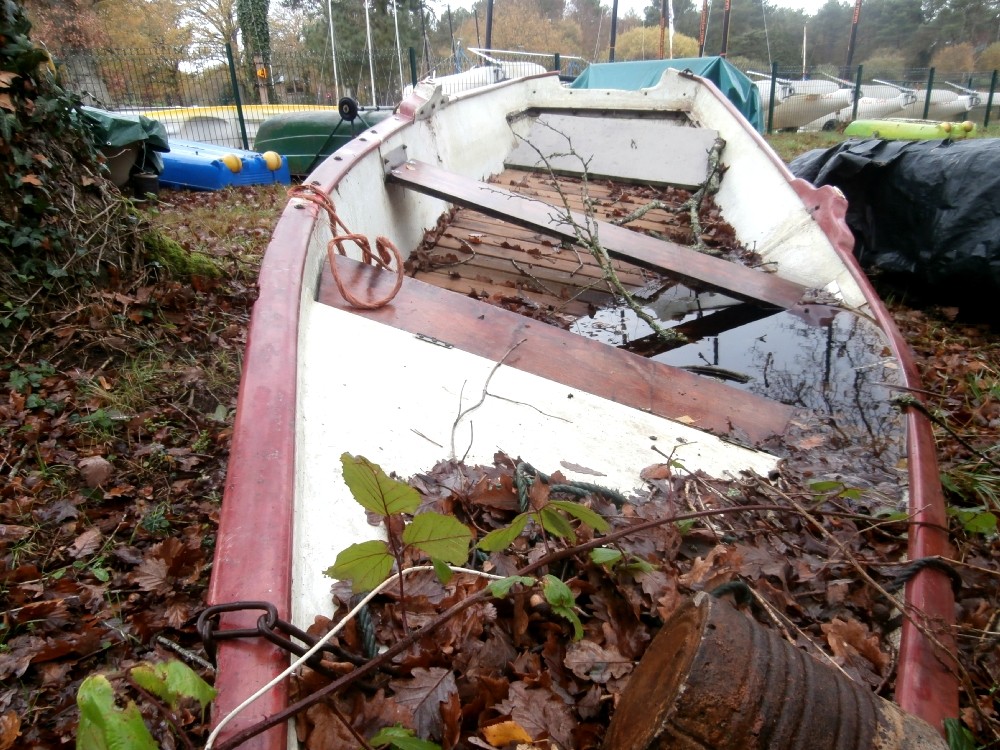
[261,151,283,171]
[961,121,975,132]
[220,153,242,173]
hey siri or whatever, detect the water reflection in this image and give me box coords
[571,296,908,500]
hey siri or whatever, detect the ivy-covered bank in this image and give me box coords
[0,0,141,331]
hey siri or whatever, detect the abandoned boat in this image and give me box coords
[202,68,957,749]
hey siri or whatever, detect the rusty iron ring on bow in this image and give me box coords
[288,183,404,309]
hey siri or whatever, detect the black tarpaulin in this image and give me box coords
[791,137,1000,321]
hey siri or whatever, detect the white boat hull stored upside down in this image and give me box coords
[205,69,957,749]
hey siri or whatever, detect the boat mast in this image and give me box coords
[845,0,862,69]
[698,0,708,56]
[720,0,731,57]
[327,0,340,99]
[485,0,494,49]
[669,0,674,58]
[393,0,404,93]
[364,0,377,106]
[609,0,619,61]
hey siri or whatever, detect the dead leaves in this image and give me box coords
[390,667,459,740]
[293,452,979,748]
[77,455,113,488]
[0,713,20,750]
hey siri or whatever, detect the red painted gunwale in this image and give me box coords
[206,71,957,750]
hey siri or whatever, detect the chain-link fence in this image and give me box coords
[58,43,581,149]
[56,43,1000,149]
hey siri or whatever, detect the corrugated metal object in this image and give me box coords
[604,593,948,750]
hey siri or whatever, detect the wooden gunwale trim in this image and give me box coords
[787,179,957,731]
[663,69,957,729]
[205,104,417,750]
[318,255,792,443]
[387,159,807,309]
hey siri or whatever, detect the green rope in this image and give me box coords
[515,462,629,512]
[349,593,379,659]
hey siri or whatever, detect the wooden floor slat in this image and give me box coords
[318,255,792,443]
[389,160,807,309]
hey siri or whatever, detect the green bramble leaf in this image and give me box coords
[542,574,583,640]
[370,724,442,750]
[487,575,536,599]
[477,513,530,552]
[622,558,657,574]
[674,518,696,535]
[341,453,421,516]
[401,511,472,564]
[324,539,394,593]
[76,674,158,750]
[129,660,216,717]
[948,507,997,536]
[809,480,844,494]
[547,500,609,532]
[539,506,576,543]
[589,547,623,566]
[431,557,454,584]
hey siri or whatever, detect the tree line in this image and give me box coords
[21,0,1000,90]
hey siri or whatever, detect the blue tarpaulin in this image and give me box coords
[570,58,763,132]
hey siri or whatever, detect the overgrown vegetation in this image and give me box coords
[0,0,144,326]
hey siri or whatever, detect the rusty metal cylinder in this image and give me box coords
[603,592,948,750]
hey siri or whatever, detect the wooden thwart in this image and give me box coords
[387,160,807,309]
[317,255,793,443]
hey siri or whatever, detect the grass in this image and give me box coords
[763,130,848,162]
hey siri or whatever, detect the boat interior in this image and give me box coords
[314,104,905,483]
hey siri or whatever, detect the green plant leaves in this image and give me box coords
[542,574,583,640]
[547,500,609,532]
[129,660,216,717]
[324,540,395,593]
[401,512,472,564]
[948,506,998,535]
[487,575,536,599]
[341,453,421,517]
[76,674,158,750]
[370,724,442,750]
[477,513,530,552]
[589,547,623,566]
[539,506,576,543]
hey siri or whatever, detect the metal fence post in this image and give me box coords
[408,47,418,87]
[553,53,561,74]
[851,64,863,122]
[922,67,935,120]
[225,43,250,150]
[986,70,998,129]
[766,61,778,134]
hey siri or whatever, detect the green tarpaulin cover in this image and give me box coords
[79,106,169,174]
[570,57,763,132]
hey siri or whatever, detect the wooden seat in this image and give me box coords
[387,159,807,309]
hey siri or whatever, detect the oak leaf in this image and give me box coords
[390,666,459,740]
[67,528,102,559]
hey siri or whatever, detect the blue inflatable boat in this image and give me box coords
[159,139,291,191]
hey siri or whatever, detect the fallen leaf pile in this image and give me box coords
[291,448,995,748]
[1,184,997,749]
[0,185,286,748]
